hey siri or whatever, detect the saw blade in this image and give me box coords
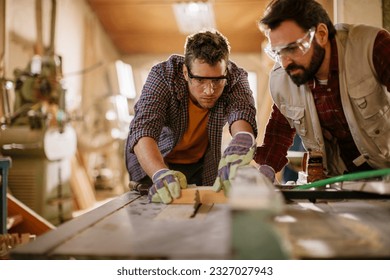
[190,189,201,218]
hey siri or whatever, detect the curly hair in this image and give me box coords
[184,29,231,70]
[259,0,336,39]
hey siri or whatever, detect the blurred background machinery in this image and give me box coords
[0,0,76,225]
[75,94,132,197]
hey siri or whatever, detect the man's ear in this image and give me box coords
[183,64,189,81]
[315,23,329,46]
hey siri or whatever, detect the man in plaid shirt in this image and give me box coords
[255,0,390,182]
[126,30,257,203]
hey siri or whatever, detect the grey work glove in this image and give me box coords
[213,132,256,195]
[148,169,187,204]
[258,164,276,183]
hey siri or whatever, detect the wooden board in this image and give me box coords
[155,204,214,220]
[171,187,227,204]
[70,154,96,210]
[7,194,55,236]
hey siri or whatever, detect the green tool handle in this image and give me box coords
[293,168,390,190]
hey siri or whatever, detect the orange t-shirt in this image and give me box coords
[165,98,209,164]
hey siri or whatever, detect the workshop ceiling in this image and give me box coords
[86,0,269,55]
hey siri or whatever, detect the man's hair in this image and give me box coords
[184,29,230,70]
[258,0,336,39]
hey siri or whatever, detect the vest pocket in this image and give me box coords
[280,104,307,136]
[349,76,388,119]
[362,110,390,157]
[349,77,390,157]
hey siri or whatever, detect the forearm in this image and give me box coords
[231,120,254,136]
[254,105,295,172]
[134,137,168,178]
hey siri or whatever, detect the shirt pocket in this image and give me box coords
[280,104,307,136]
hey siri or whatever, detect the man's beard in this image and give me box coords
[285,41,325,86]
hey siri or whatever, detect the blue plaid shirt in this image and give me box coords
[126,55,257,185]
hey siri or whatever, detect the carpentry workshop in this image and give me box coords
[1,0,390,263]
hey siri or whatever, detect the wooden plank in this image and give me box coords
[7,194,55,236]
[154,204,215,220]
[171,187,227,204]
[194,204,214,219]
[7,214,23,230]
[154,205,195,220]
[70,154,96,210]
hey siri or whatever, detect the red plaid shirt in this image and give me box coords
[255,30,390,173]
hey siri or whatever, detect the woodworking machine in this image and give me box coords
[0,0,76,225]
[8,165,390,260]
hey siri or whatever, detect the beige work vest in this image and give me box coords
[269,24,390,176]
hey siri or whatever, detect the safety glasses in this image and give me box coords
[264,27,316,63]
[187,68,228,88]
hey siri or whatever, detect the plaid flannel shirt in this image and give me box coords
[126,55,257,185]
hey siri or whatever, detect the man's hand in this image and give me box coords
[148,169,187,203]
[258,164,276,183]
[213,132,256,195]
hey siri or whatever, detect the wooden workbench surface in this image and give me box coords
[9,190,390,260]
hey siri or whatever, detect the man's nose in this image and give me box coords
[203,81,215,95]
[280,55,293,69]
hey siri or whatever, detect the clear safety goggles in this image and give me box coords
[187,68,228,88]
[264,27,316,63]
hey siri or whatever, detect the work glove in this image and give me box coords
[258,164,276,184]
[213,132,256,195]
[148,169,187,204]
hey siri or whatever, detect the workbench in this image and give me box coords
[9,189,390,260]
